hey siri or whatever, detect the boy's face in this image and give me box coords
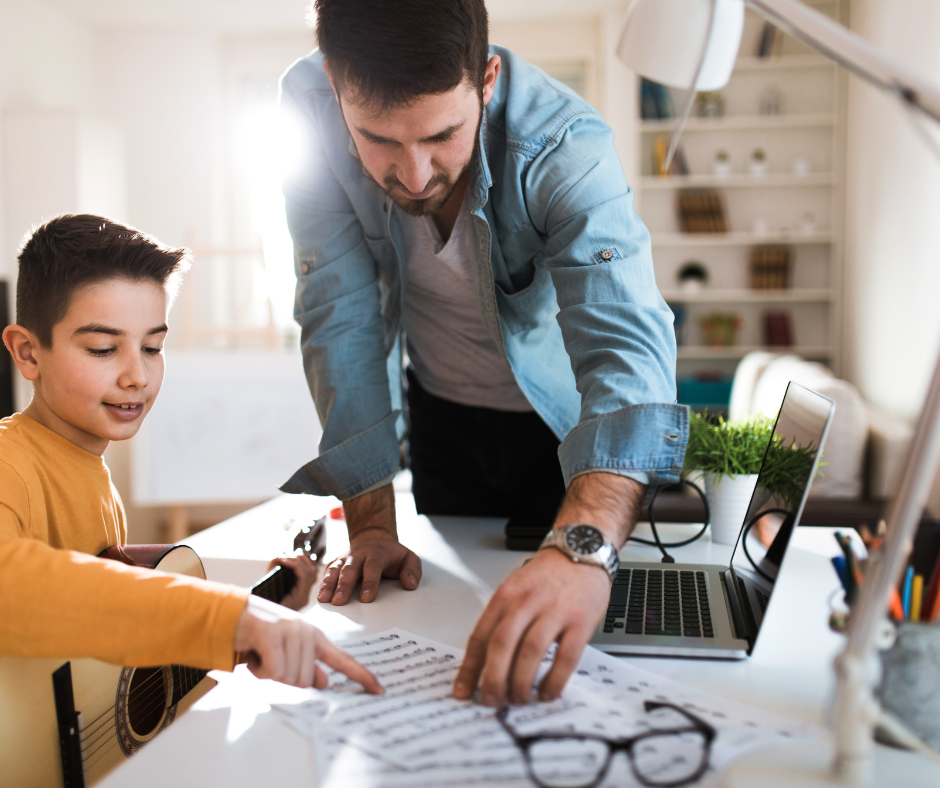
[27,279,168,455]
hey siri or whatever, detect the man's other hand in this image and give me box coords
[233,595,384,692]
[453,472,645,706]
[317,483,422,605]
[266,554,319,611]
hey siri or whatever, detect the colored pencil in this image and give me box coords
[831,555,849,593]
[924,551,940,622]
[889,588,905,620]
[911,575,924,622]
[902,566,915,620]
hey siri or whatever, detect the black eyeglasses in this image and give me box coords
[497,700,716,788]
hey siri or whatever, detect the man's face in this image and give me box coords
[29,279,169,455]
[334,58,501,216]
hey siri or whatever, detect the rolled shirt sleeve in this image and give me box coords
[523,112,688,492]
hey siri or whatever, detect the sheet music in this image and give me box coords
[271,628,818,787]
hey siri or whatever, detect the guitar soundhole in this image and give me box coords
[115,665,177,757]
[127,667,166,736]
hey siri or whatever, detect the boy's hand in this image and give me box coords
[233,595,383,692]
[318,484,422,605]
[267,554,319,611]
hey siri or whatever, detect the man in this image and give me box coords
[279,0,688,706]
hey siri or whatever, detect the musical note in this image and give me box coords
[270,629,820,787]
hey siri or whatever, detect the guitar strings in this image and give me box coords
[79,667,170,740]
[79,566,295,769]
[81,666,209,770]
[80,665,205,758]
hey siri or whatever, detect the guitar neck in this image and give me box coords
[250,564,297,604]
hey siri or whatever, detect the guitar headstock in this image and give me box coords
[292,515,327,565]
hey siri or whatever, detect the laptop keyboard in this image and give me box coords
[755,588,768,613]
[603,569,714,638]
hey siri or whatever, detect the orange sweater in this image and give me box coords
[0,414,248,670]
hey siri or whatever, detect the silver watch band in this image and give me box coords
[538,525,619,581]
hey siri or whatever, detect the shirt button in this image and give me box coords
[300,262,310,274]
[600,250,613,260]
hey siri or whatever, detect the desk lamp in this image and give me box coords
[617,1,940,785]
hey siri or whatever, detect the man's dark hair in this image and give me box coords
[314,0,489,108]
[16,214,191,348]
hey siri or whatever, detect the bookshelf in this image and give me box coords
[635,0,847,403]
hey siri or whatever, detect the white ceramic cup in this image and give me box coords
[703,473,759,545]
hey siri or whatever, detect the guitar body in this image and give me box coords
[0,519,325,788]
[0,545,213,788]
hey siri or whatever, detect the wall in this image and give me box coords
[0,1,106,273]
[844,0,940,423]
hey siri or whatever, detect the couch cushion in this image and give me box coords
[739,355,868,498]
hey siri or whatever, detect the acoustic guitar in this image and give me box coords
[0,518,326,788]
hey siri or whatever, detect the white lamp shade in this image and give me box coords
[617,0,745,91]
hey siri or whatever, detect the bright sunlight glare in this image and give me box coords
[234,104,306,331]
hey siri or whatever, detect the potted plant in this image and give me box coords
[699,311,742,347]
[684,412,774,544]
[684,411,823,544]
[749,147,768,178]
[712,149,732,178]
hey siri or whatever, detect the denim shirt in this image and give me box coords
[279,46,689,501]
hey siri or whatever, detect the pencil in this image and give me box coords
[835,533,859,606]
[902,566,915,620]
[831,555,849,593]
[890,588,905,620]
[924,552,940,622]
[911,575,924,622]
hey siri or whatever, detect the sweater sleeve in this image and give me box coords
[0,476,249,670]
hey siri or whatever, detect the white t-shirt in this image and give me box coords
[399,193,533,412]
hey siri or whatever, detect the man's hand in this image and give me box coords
[453,472,646,706]
[233,595,384,692]
[318,484,422,606]
[267,554,320,611]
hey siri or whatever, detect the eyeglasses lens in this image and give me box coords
[631,731,709,787]
[527,738,609,788]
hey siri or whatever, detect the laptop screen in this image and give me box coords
[727,382,834,637]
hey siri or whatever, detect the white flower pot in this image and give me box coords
[703,473,759,545]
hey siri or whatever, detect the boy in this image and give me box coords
[0,214,381,692]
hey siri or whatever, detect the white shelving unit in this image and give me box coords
[636,0,847,389]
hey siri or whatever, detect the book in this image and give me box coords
[749,245,791,289]
[762,311,794,347]
[640,79,675,119]
[756,22,784,58]
[640,79,659,120]
[676,189,728,233]
[652,136,690,177]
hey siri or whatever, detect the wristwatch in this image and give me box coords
[538,524,619,581]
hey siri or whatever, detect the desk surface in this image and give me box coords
[99,493,940,787]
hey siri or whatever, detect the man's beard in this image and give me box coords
[365,99,483,218]
[383,169,461,217]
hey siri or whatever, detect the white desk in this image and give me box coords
[99,493,940,787]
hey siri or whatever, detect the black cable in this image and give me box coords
[628,479,711,563]
[739,508,791,583]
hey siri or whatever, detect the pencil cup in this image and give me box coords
[703,473,759,545]
[876,621,940,750]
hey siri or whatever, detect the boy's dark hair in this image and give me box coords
[16,214,191,348]
[313,0,489,108]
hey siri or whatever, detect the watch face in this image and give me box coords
[566,525,603,555]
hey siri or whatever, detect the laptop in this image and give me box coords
[590,381,835,659]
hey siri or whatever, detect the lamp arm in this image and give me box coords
[748,0,940,125]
